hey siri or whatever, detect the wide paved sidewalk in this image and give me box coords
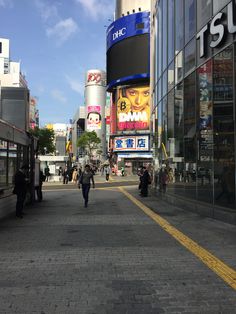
[0,185,235,313]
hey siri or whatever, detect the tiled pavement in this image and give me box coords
[0,183,235,314]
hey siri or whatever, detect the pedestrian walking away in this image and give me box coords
[78,164,95,207]
[140,166,151,197]
[36,170,45,202]
[62,166,69,184]
[13,164,29,218]
[104,164,111,181]
[44,166,50,182]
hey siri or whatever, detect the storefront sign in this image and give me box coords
[197,1,236,57]
[114,135,149,152]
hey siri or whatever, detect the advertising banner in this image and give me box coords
[116,85,150,131]
[198,60,213,161]
[114,135,149,152]
[87,105,102,130]
[29,97,37,129]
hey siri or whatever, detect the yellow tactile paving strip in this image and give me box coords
[119,187,236,291]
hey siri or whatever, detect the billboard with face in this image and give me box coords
[116,85,150,131]
[87,105,102,130]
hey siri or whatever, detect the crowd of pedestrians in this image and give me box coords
[12,161,172,219]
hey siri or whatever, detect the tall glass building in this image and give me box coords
[152,0,236,222]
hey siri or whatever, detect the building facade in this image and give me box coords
[0,39,37,217]
[115,0,151,19]
[0,38,27,88]
[152,0,236,222]
[107,0,152,174]
[85,69,107,161]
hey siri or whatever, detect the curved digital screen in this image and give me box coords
[106,34,149,90]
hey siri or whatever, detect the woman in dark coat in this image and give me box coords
[13,164,29,218]
[140,167,150,197]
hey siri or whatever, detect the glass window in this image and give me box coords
[172,83,185,196]
[184,72,197,200]
[158,101,163,151]
[167,90,175,156]
[8,142,17,185]
[162,0,168,70]
[158,78,162,103]
[185,0,196,44]
[168,0,174,65]
[0,140,7,188]
[184,39,196,75]
[213,46,235,209]
[175,0,184,54]
[168,61,175,92]
[163,70,168,97]
[175,51,183,83]
[197,0,212,30]
[213,0,230,14]
[196,60,213,204]
[175,83,184,159]
[157,1,163,79]
[162,96,168,152]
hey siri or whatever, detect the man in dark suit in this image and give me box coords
[13,164,29,218]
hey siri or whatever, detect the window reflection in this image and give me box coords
[168,0,174,65]
[197,0,212,30]
[196,60,213,203]
[213,46,235,208]
[162,0,168,70]
[185,0,196,44]
[213,0,230,14]
[169,84,184,196]
[157,0,163,79]
[163,70,168,97]
[184,73,197,199]
[163,97,168,150]
[175,0,184,54]
[168,61,174,92]
[0,140,7,187]
[175,52,183,83]
[8,142,17,185]
[184,39,196,75]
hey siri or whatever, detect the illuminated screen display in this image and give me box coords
[116,85,150,131]
[106,34,149,86]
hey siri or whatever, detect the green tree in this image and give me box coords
[29,127,55,155]
[77,131,101,161]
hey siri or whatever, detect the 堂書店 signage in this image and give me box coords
[197,1,236,57]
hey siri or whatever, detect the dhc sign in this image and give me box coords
[197,1,236,57]
[112,27,126,40]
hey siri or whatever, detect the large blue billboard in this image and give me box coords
[106,12,150,51]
